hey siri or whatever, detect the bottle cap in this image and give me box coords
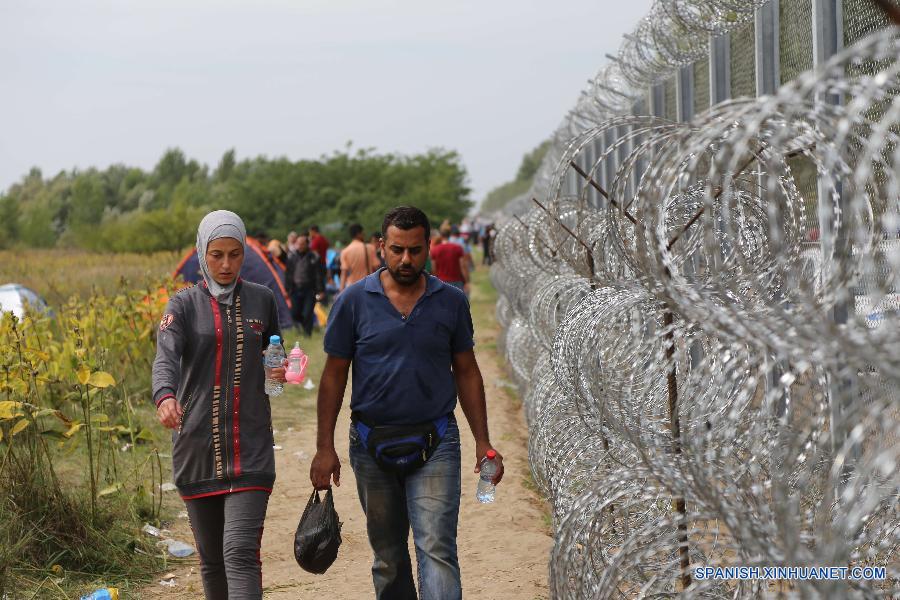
[270,335,281,345]
[486,449,497,460]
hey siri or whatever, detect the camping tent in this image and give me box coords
[0,284,50,319]
[173,237,294,331]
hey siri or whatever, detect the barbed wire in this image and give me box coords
[493,24,900,598]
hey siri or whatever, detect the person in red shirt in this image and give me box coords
[309,225,329,267]
[308,225,330,294]
[430,225,469,294]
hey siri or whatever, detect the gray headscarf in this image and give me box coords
[197,210,247,305]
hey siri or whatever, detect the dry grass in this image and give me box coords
[0,249,180,304]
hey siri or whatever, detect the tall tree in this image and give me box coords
[214,149,237,183]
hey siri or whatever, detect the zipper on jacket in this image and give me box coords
[221,301,235,482]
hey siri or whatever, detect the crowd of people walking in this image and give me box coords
[256,217,497,335]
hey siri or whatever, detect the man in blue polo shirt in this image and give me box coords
[310,206,504,600]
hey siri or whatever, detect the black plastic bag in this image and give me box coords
[294,488,342,574]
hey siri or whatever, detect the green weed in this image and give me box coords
[0,266,181,597]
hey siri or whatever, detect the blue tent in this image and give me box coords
[174,237,294,331]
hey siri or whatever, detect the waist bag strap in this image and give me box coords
[353,413,451,473]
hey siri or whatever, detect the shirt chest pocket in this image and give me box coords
[243,317,267,356]
[412,308,456,353]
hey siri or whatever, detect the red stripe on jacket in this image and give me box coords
[209,298,223,385]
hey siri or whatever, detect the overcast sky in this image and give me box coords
[0,0,652,206]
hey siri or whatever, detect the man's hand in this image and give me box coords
[310,446,341,489]
[157,397,182,430]
[474,441,504,485]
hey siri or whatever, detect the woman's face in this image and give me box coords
[206,237,244,285]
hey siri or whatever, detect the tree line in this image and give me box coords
[0,146,472,253]
[480,139,551,214]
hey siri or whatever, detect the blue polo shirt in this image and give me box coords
[324,268,475,425]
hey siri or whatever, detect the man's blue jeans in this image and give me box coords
[349,419,462,600]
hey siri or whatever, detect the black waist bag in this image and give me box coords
[294,488,342,574]
[353,413,450,474]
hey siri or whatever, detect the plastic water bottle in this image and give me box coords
[285,341,309,384]
[264,335,285,396]
[476,449,499,503]
[80,589,119,600]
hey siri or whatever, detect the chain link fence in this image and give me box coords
[730,21,757,97]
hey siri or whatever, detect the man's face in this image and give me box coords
[296,235,309,253]
[382,225,427,286]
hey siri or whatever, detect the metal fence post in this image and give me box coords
[755,0,785,399]
[650,82,665,118]
[812,0,856,490]
[756,0,781,96]
[604,128,617,191]
[631,98,647,194]
[582,133,596,208]
[710,32,732,104]
[677,65,695,121]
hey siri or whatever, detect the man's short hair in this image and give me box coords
[382,206,430,245]
[348,223,363,238]
[309,225,320,233]
[439,224,452,238]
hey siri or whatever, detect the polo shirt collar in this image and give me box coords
[364,267,444,297]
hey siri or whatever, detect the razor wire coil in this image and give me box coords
[493,19,900,598]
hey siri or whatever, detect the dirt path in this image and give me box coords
[142,275,551,599]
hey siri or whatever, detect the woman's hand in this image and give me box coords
[265,358,289,383]
[157,397,182,429]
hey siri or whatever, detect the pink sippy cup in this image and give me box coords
[285,341,309,384]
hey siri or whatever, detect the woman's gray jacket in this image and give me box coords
[152,280,281,499]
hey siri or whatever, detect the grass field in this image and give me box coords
[0,249,180,305]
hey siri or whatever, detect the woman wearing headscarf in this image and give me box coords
[153,210,286,599]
